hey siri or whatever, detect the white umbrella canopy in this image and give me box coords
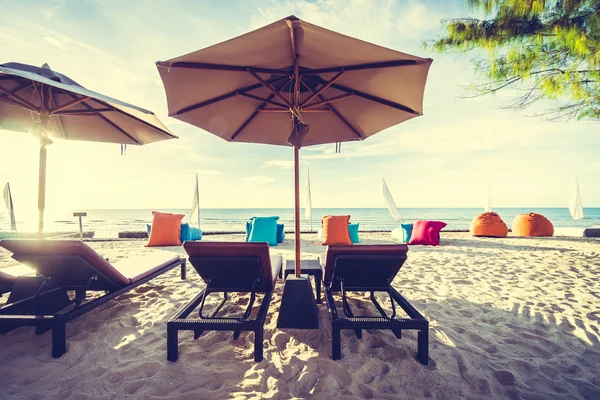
[0,62,177,236]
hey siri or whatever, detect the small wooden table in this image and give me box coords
[283,259,323,303]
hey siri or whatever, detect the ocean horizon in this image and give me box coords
[1,207,599,238]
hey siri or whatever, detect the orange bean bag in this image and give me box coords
[470,212,508,238]
[511,213,554,237]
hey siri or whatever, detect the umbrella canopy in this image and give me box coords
[0,62,176,236]
[156,15,432,275]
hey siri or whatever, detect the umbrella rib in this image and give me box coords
[303,75,419,115]
[175,75,290,116]
[62,91,142,144]
[231,92,277,141]
[156,61,289,75]
[62,89,175,139]
[248,71,293,109]
[49,95,91,114]
[302,59,430,74]
[0,85,38,111]
[238,92,288,109]
[300,77,362,140]
[49,92,67,139]
[0,96,36,112]
[53,108,114,115]
[299,71,345,107]
[302,93,352,110]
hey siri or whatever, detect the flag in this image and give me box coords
[190,174,200,227]
[3,182,17,231]
[382,178,402,221]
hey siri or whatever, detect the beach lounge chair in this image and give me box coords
[168,242,282,362]
[321,244,429,364]
[0,239,186,357]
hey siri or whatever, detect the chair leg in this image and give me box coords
[254,329,263,362]
[315,275,322,304]
[332,326,341,360]
[51,317,67,358]
[417,328,429,365]
[233,330,241,340]
[194,329,203,339]
[392,328,402,339]
[180,261,187,280]
[167,325,179,362]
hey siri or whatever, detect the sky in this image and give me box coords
[1,0,599,220]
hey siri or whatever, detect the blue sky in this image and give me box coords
[1,0,599,218]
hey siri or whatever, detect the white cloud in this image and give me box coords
[196,170,222,175]
[264,159,294,169]
[243,176,275,184]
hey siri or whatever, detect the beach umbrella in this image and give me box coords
[156,15,432,277]
[0,62,176,237]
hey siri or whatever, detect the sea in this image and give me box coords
[1,208,599,238]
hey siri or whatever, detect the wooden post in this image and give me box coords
[294,146,301,278]
[37,144,47,239]
[73,212,87,240]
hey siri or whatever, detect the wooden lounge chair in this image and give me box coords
[168,242,282,362]
[0,239,186,357]
[321,244,429,364]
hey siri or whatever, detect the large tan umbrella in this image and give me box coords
[156,15,432,277]
[0,62,177,237]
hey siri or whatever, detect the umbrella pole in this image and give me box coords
[37,143,47,239]
[294,146,301,277]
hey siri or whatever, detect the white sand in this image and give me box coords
[0,232,599,399]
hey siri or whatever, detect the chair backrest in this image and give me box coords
[323,244,408,291]
[183,241,274,292]
[0,239,129,289]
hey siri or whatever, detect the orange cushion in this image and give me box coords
[146,211,185,247]
[321,215,352,245]
[511,213,554,237]
[470,212,508,238]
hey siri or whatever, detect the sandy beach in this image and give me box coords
[0,232,599,399]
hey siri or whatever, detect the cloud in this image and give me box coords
[42,34,67,50]
[196,170,222,175]
[263,159,306,169]
[243,176,275,184]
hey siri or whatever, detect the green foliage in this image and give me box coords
[427,0,600,120]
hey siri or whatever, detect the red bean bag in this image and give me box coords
[470,212,508,238]
[511,213,554,237]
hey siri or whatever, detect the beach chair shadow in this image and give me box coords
[0,239,186,357]
[321,244,429,364]
[168,241,282,362]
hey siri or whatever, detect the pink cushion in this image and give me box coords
[408,220,447,246]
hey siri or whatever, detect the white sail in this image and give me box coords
[190,173,201,228]
[304,167,312,231]
[382,177,402,221]
[569,173,584,220]
[3,182,17,231]
[485,181,492,212]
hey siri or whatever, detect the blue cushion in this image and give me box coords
[277,223,285,243]
[248,217,278,246]
[348,223,360,243]
[180,223,191,242]
[401,223,413,243]
[189,227,202,241]
[148,223,198,242]
[245,221,252,242]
